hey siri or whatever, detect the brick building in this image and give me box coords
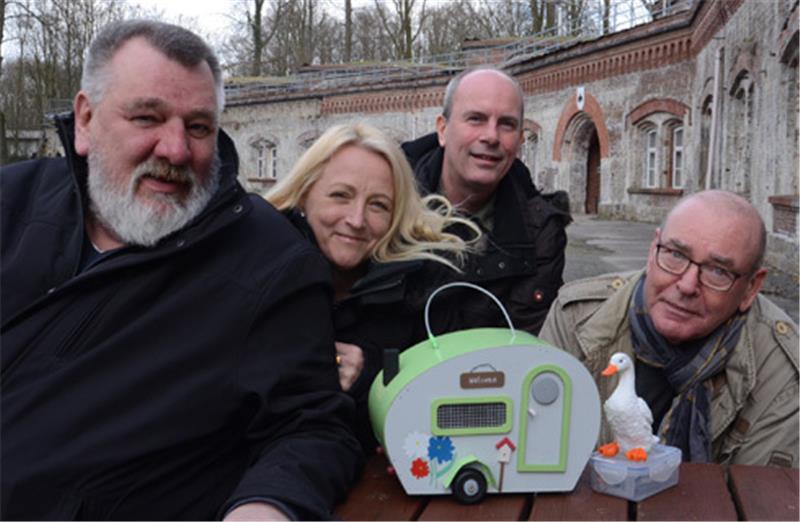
[221,0,798,274]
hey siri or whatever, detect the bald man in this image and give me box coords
[540,190,798,467]
[402,67,570,335]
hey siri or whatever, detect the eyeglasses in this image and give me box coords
[655,244,743,292]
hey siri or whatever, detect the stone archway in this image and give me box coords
[561,113,602,214]
[553,91,610,214]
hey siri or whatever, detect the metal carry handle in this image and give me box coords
[423,282,516,349]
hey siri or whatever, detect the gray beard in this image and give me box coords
[87,153,221,247]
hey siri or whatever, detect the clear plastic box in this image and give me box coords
[589,444,681,501]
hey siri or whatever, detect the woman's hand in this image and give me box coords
[335,341,365,391]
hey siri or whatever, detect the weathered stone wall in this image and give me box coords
[691,0,799,272]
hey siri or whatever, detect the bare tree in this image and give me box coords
[558,0,589,36]
[421,0,487,58]
[218,0,287,77]
[1,0,7,164]
[344,0,351,62]
[250,0,266,76]
[0,0,137,162]
[464,0,533,39]
[602,0,611,33]
[212,0,648,76]
[349,6,392,62]
[1,0,6,76]
[528,0,558,35]
[374,0,427,60]
[247,0,286,76]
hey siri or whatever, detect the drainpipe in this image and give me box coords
[706,42,724,190]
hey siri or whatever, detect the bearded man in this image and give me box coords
[0,20,361,520]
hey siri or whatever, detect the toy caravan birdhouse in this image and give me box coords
[368,283,601,504]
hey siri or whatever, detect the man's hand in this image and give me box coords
[224,502,290,521]
[335,341,365,391]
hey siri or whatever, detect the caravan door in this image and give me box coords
[517,365,572,472]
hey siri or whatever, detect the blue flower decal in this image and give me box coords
[427,436,454,463]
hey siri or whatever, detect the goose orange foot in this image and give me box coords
[598,442,619,457]
[625,448,648,461]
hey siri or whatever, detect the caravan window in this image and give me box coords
[432,397,513,436]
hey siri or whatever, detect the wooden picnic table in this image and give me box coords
[335,453,799,521]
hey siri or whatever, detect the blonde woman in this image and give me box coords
[267,122,479,450]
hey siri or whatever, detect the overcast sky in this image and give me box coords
[134,0,357,38]
[134,0,238,37]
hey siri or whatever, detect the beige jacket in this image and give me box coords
[540,270,799,467]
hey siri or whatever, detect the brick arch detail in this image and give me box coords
[552,92,609,161]
[523,118,542,135]
[626,98,691,129]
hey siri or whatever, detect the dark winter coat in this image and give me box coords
[284,209,438,452]
[0,115,363,520]
[402,132,571,335]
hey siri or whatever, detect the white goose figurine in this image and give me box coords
[598,352,660,461]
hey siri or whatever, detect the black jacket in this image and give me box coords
[284,210,435,451]
[402,133,571,335]
[0,115,362,520]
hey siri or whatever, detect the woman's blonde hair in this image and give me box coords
[266,122,479,270]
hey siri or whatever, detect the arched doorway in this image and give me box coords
[585,131,600,213]
[561,114,601,214]
[552,91,610,215]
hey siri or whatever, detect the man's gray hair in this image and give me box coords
[441,66,524,121]
[82,19,224,110]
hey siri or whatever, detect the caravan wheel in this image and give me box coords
[452,467,487,504]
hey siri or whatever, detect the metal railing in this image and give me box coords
[225,0,694,103]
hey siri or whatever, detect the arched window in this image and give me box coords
[254,140,277,180]
[727,71,754,195]
[700,95,713,187]
[671,126,684,188]
[662,119,684,189]
[643,126,658,188]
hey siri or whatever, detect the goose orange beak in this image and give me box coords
[601,364,618,377]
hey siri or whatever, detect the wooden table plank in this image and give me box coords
[419,494,530,521]
[335,453,426,521]
[728,465,800,521]
[636,463,737,521]
[529,468,628,521]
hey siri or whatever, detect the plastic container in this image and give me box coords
[589,444,681,501]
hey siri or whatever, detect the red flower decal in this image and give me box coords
[410,458,429,479]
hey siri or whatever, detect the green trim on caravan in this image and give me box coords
[516,365,572,472]
[430,396,514,436]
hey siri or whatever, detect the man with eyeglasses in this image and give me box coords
[540,190,798,467]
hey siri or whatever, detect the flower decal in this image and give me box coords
[427,436,454,463]
[410,458,429,479]
[403,431,429,459]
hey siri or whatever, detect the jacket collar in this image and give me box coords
[403,132,538,244]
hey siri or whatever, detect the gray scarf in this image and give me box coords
[628,277,745,461]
